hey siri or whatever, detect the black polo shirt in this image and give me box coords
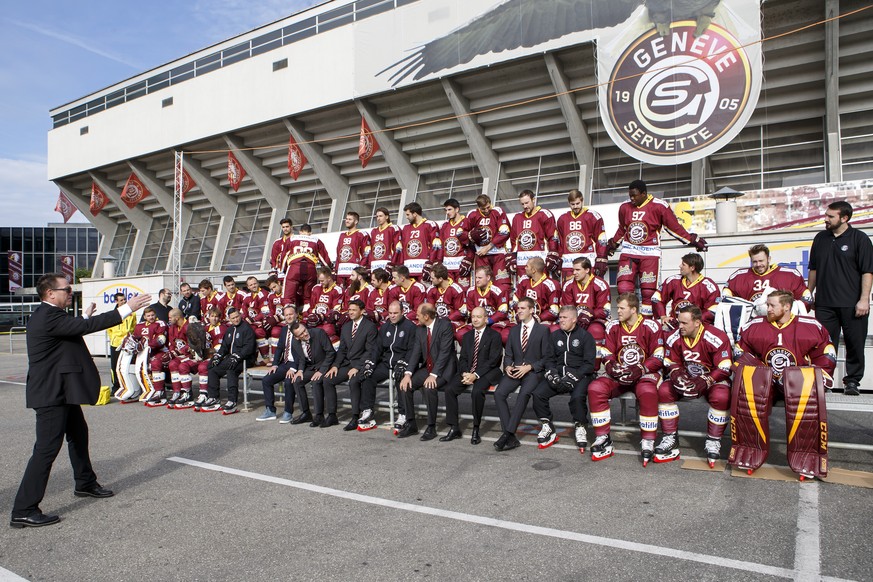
[808,225,873,307]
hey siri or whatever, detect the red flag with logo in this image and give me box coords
[358,117,380,168]
[121,173,150,209]
[287,135,307,181]
[54,191,76,223]
[60,255,75,284]
[175,164,195,201]
[228,152,246,192]
[7,251,22,292]
[90,183,107,216]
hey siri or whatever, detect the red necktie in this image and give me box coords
[471,330,481,373]
[521,323,529,353]
[426,327,433,372]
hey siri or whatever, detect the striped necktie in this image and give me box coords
[521,323,529,354]
[471,330,481,372]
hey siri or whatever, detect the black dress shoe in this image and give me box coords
[397,423,419,438]
[470,428,482,445]
[494,432,510,451]
[309,414,324,428]
[10,513,60,528]
[420,425,437,441]
[503,434,521,451]
[74,485,114,498]
[291,412,312,425]
[845,381,861,396]
[343,417,360,431]
[439,426,463,442]
[320,413,339,428]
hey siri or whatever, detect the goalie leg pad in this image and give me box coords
[728,364,773,473]
[783,366,828,479]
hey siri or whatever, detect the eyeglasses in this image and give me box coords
[52,287,73,293]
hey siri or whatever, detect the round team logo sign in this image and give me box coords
[445,237,460,257]
[765,347,797,379]
[608,22,753,164]
[518,230,537,251]
[436,302,449,318]
[339,246,353,262]
[407,239,423,258]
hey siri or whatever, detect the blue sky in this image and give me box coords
[0,0,322,227]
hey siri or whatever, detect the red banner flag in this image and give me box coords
[287,135,307,181]
[54,191,76,223]
[7,251,22,292]
[175,164,195,201]
[228,152,246,192]
[121,173,150,209]
[90,183,108,216]
[60,255,75,284]
[358,117,380,168]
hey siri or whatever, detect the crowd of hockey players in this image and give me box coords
[113,180,843,481]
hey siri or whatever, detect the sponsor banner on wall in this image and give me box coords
[596,0,763,165]
[60,255,75,284]
[8,251,22,292]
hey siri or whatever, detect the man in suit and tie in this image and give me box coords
[11,273,151,528]
[398,303,458,440]
[256,305,302,423]
[289,322,336,426]
[322,300,378,430]
[493,297,553,451]
[442,306,504,444]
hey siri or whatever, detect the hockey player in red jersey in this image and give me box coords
[368,207,402,273]
[217,275,248,321]
[512,257,560,331]
[459,266,511,344]
[587,293,664,465]
[463,195,511,291]
[731,290,836,479]
[190,308,227,409]
[163,309,194,408]
[556,189,608,281]
[434,198,474,288]
[304,267,343,343]
[654,253,720,329]
[508,190,560,279]
[561,257,610,368]
[198,279,221,317]
[281,223,332,311]
[401,202,442,283]
[138,308,170,407]
[389,266,427,324]
[265,276,288,353]
[270,218,294,279]
[427,263,466,340]
[366,268,392,325]
[723,243,812,313]
[343,266,372,312]
[655,305,733,466]
[607,180,708,317]
[242,276,273,364]
[335,212,371,288]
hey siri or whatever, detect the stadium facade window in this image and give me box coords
[139,216,173,274]
[223,199,272,271]
[108,222,135,276]
[181,207,220,270]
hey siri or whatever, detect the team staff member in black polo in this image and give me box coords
[398,303,458,440]
[441,307,504,444]
[143,288,173,325]
[178,283,201,321]
[493,297,553,451]
[532,305,597,451]
[360,301,417,431]
[11,274,150,528]
[808,201,873,395]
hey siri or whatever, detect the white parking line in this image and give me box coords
[794,482,821,581]
[168,456,850,581]
[0,565,28,581]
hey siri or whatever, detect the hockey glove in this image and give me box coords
[606,239,620,257]
[557,372,579,394]
[689,234,708,252]
[545,370,561,388]
[593,256,608,278]
[360,360,375,379]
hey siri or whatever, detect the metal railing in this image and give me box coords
[6,327,26,353]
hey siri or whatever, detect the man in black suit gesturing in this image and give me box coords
[442,307,503,444]
[493,297,553,451]
[398,303,458,440]
[11,273,151,528]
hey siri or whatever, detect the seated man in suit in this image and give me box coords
[201,307,257,414]
[359,301,417,432]
[493,297,553,451]
[256,305,303,423]
[442,307,504,444]
[290,321,336,426]
[398,303,458,440]
[322,300,378,430]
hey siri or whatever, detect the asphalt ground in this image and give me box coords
[0,351,871,582]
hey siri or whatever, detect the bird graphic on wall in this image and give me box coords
[378,0,724,86]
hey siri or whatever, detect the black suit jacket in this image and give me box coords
[271,324,300,369]
[458,326,503,384]
[334,317,377,369]
[25,302,123,408]
[503,321,552,372]
[406,318,458,378]
[291,327,336,374]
